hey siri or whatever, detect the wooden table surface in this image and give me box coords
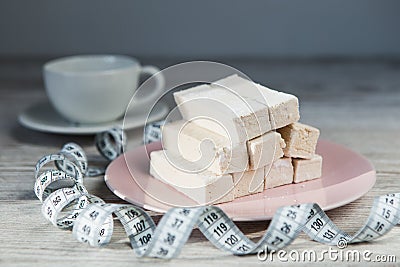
[0,59,399,266]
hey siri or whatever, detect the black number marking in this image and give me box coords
[99,228,105,236]
[224,234,238,246]
[125,209,139,220]
[133,220,146,233]
[213,222,228,237]
[382,208,391,219]
[79,199,86,208]
[310,218,324,231]
[65,189,75,195]
[237,244,250,252]
[271,236,284,246]
[157,247,169,256]
[179,209,191,216]
[52,196,61,206]
[164,232,176,245]
[138,233,152,245]
[322,229,336,240]
[286,210,297,219]
[89,211,99,220]
[280,222,292,234]
[374,221,385,232]
[307,209,316,220]
[40,176,47,185]
[47,206,53,218]
[365,234,374,239]
[171,218,184,229]
[385,198,394,205]
[82,225,91,235]
[203,212,219,225]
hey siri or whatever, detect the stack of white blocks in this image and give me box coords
[150,75,322,205]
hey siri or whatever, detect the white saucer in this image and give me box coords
[18,100,169,135]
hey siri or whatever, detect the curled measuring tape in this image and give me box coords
[34,127,125,229]
[34,124,399,259]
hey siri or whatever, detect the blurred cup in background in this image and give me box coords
[43,54,165,124]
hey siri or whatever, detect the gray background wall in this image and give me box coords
[0,0,399,58]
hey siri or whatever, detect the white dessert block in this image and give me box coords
[278,122,320,159]
[213,74,300,129]
[161,120,248,175]
[231,168,264,198]
[292,155,323,183]
[264,157,294,189]
[149,150,234,204]
[173,83,271,144]
[247,131,286,170]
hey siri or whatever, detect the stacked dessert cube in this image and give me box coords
[149,75,322,205]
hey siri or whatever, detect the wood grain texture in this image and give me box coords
[0,59,399,266]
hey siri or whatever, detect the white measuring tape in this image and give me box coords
[143,120,165,144]
[34,123,400,259]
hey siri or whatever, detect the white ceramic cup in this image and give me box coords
[43,55,165,124]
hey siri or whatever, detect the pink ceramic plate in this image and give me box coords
[105,140,375,221]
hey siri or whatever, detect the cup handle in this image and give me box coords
[136,65,165,105]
